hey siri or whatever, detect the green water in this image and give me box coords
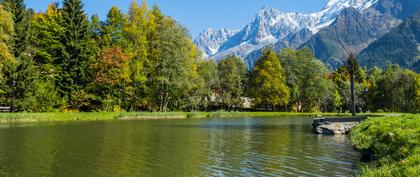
[0,118,360,177]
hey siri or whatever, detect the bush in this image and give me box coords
[19,81,64,112]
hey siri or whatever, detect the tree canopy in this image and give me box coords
[0,0,418,113]
[250,49,289,110]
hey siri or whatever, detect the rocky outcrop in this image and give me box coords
[312,116,367,134]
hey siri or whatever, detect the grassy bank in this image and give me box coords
[117,111,353,120]
[350,114,420,176]
[0,112,120,123]
[0,111,358,123]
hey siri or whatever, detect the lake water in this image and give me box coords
[0,117,360,177]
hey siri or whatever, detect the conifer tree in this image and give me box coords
[102,6,126,47]
[58,0,92,101]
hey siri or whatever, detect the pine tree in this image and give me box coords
[101,6,126,47]
[250,49,289,110]
[58,0,92,102]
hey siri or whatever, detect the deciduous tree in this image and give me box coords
[250,49,289,110]
[217,56,247,110]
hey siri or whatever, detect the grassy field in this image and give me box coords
[0,111,369,123]
[350,114,420,176]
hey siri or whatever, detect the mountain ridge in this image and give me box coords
[194,0,380,65]
[301,0,419,69]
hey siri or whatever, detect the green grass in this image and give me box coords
[116,111,355,119]
[0,111,364,123]
[0,112,120,123]
[350,114,420,176]
[0,111,391,124]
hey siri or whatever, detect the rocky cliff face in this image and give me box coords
[194,28,238,57]
[301,0,419,69]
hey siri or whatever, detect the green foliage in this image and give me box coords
[1,0,32,58]
[59,0,94,104]
[1,0,37,112]
[350,115,420,176]
[146,16,199,111]
[101,6,126,47]
[280,48,332,112]
[19,80,64,112]
[192,59,218,110]
[250,49,289,110]
[217,56,247,110]
[122,0,150,110]
[0,0,418,113]
[0,4,15,82]
[371,65,419,113]
[31,3,64,77]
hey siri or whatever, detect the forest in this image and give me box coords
[0,0,419,113]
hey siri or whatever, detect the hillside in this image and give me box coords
[358,13,420,72]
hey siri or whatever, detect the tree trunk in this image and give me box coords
[350,72,356,116]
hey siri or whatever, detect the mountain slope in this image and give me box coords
[358,13,420,72]
[195,0,380,64]
[244,28,313,67]
[300,0,420,69]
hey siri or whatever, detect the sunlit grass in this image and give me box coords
[0,111,393,123]
[0,112,120,123]
[350,114,420,176]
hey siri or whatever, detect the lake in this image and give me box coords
[0,117,360,177]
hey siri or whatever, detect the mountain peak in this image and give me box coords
[195,0,381,60]
[256,7,284,20]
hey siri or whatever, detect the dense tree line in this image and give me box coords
[0,0,418,113]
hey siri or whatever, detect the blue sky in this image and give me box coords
[26,0,327,38]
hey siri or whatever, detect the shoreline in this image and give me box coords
[0,112,385,124]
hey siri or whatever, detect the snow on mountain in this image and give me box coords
[195,0,379,60]
[193,28,238,57]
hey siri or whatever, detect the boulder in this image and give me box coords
[312,116,367,134]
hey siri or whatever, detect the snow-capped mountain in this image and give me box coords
[194,28,238,57]
[195,0,379,61]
